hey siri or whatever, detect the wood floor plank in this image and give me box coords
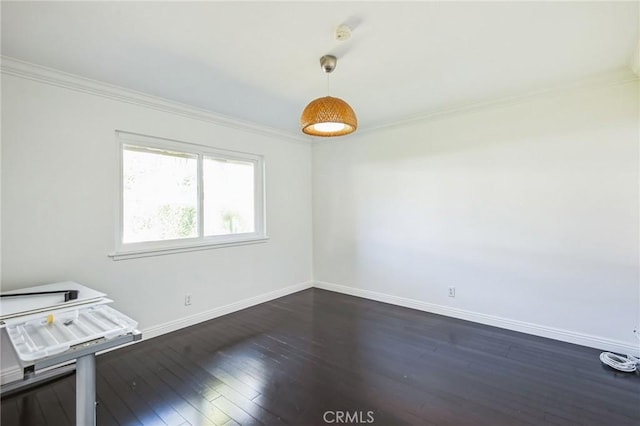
[0,397,21,426]
[125,348,225,426]
[155,354,223,404]
[49,379,75,425]
[35,384,71,426]
[95,372,143,426]
[14,391,46,426]
[108,352,188,426]
[99,361,168,425]
[161,343,286,425]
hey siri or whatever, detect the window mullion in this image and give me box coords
[197,153,204,239]
[255,160,262,235]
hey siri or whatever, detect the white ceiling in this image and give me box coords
[2,1,638,135]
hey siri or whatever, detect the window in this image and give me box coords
[112,132,266,260]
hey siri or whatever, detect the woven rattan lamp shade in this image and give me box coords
[300,96,357,137]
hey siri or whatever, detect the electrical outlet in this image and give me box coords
[185,293,192,306]
[448,287,456,298]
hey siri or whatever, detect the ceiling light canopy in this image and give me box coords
[300,55,357,137]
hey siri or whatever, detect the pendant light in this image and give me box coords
[300,55,357,137]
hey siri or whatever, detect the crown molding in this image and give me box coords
[0,56,309,145]
[3,56,636,145]
[357,69,639,137]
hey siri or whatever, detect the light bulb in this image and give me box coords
[312,122,346,133]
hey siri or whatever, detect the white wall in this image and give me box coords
[1,72,313,375]
[313,81,639,353]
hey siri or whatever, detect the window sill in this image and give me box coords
[108,236,269,261]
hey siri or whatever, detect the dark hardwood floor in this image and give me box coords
[2,288,639,425]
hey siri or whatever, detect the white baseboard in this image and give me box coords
[141,280,314,340]
[0,281,314,385]
[313,280,640,357]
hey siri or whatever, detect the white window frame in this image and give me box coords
[110,131,267,260]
